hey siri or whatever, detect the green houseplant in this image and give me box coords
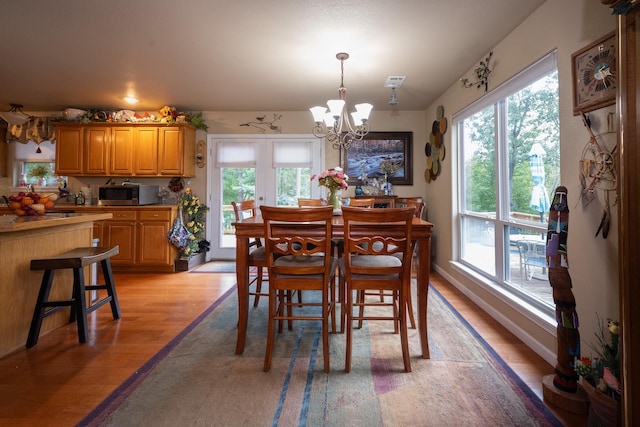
[27,164,51,186]
[575,316,620,426]
[179,188,210,258]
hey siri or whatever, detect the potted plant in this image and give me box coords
[575,316,621,426]
[28,164,51,186]
[174,188,210,271]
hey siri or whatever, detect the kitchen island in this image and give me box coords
[0,212,112,357]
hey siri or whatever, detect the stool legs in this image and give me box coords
[27,260,120,348]
[100,258,121,319]
[72,267,89,344]
[26,270,55,348]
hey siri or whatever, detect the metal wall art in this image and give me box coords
[460,51,493,93]
[239,114,283,133]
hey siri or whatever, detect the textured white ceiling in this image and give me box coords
[0,0,545,114]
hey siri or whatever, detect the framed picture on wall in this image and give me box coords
[342,131,413,185]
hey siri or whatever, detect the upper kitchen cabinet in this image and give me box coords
[54,122,196,177]
[158,125,196,176]
[132,126,159,175]
[84,126,110,174]
[55,126,83,175]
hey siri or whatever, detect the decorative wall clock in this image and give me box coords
[571,31,617,116]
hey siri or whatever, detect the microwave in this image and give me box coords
[98,184,160,206]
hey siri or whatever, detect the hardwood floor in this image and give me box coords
[0,269,586,426]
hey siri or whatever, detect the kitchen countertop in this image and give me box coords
[50,204,178,210]
[0,212,113,233]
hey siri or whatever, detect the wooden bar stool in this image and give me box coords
[27,245,121,348]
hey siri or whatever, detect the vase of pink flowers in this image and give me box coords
[312,166,349,212]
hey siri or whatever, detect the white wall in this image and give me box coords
[423,0,618,363]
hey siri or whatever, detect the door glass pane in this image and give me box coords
[276,167,312,206]
[221,167,256,249]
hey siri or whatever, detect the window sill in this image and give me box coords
[9,186,60,193]
[446,261,558,365]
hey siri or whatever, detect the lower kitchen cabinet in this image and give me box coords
[91,207,178,273]
[104,211,137,266]
[137,210,172,266]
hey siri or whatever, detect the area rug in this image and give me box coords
[190,260,238,273]
[80,285,561,427]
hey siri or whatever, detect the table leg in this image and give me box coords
[235,237,250,354]
[416,236,431,359]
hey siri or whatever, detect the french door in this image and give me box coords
[208,135,323,259]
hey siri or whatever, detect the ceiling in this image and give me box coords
[0,0,546,115]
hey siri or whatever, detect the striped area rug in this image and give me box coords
[80,284,561,426]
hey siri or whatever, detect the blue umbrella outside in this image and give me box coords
[529,143,550,220]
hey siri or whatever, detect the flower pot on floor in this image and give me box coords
[582,379,620,427]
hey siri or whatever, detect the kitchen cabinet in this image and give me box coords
[83,126,110,174]
[88,206,178,272]
[55,126,83,175]
[137,210,172,266]
[110,127,134,175]
[159,125,196,176]
[54,123,196,177]
[103,210,137,265]
[133,127,159,175]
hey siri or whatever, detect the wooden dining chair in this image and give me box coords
[339,206,415,373]
[395,197,425,219]
[232,200,268,307]
[297,198,326,207]
[260,205,337,373]
[355,199,421,330]
[343,197,374,208]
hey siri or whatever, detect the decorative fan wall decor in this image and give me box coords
[425,105,447,183]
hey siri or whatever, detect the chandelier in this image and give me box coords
[310,52,373,151]
[0,103,31,126]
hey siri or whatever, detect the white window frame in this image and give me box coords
[452,50,559,317]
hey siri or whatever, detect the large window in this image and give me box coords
[454,52,559,309]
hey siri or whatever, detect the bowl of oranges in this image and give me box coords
[6,192,58,216]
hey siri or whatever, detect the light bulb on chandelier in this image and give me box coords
[310,52,373,151]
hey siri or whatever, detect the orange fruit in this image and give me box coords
[9,201,21,209]
[21,197,34,206]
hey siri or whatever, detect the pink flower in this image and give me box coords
[312,166,349,191]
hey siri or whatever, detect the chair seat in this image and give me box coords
[248,245,267,262]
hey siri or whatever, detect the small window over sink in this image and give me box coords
[12,140,66,191]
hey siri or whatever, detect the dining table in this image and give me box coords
[233,214,434,359]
